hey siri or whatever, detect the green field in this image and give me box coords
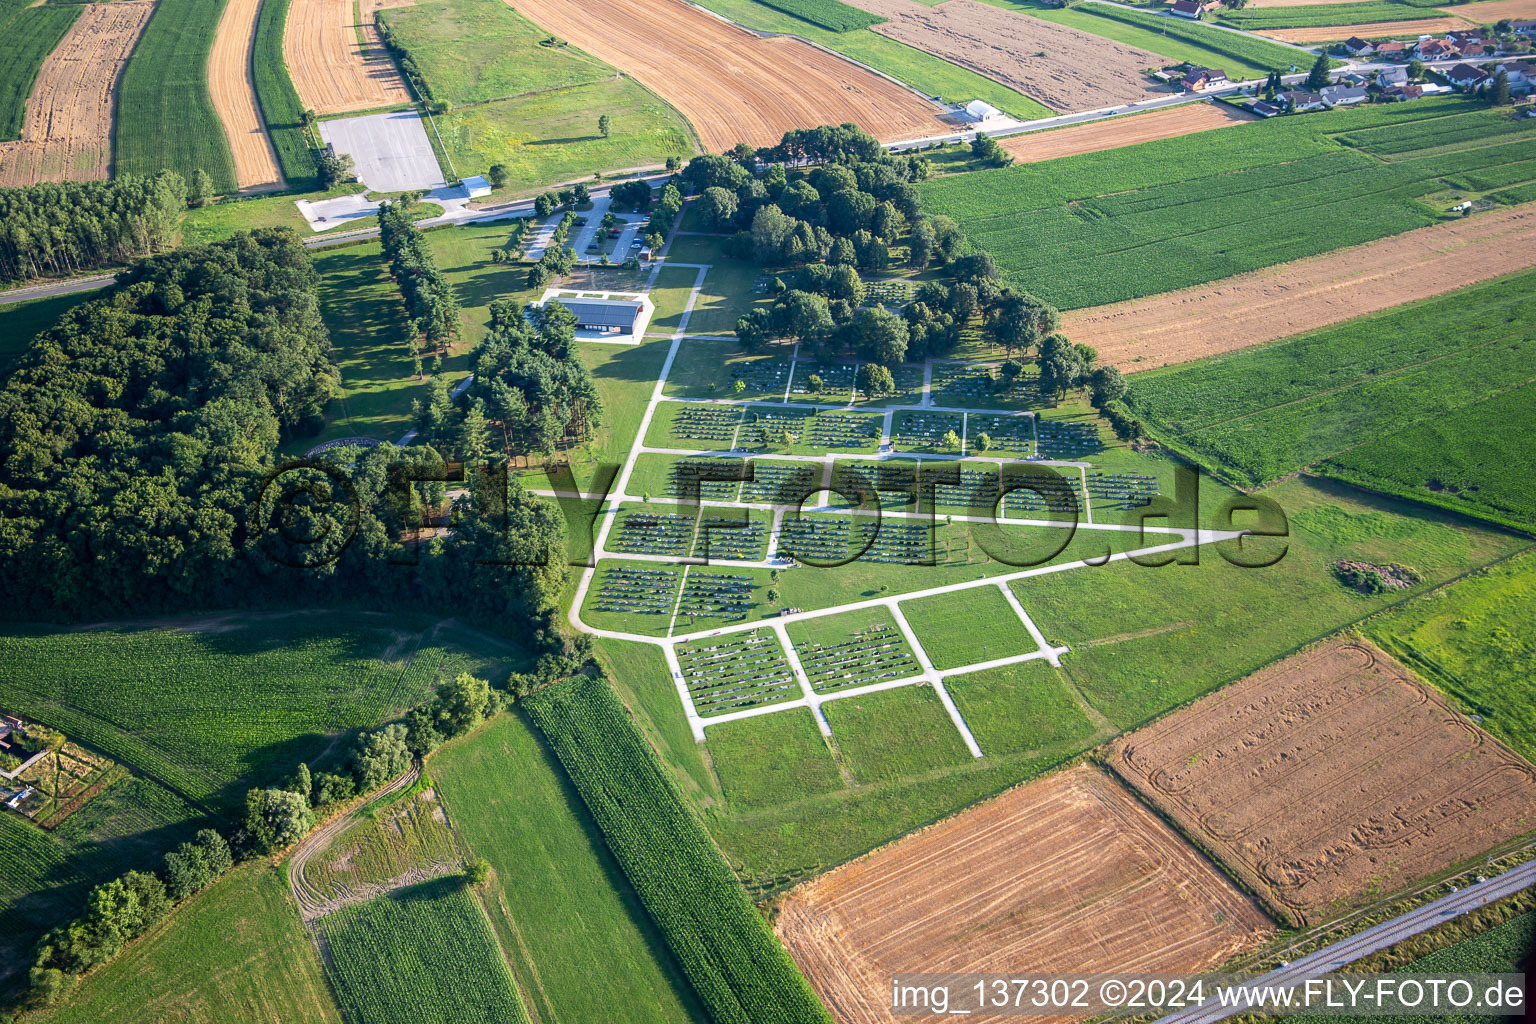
[1218,1,1452,29]
[0,4,81,141]
[945,659,1099,757]
[432,712,708,1024]
[821,685,972,782]
[431,78,696,196]
[115,0,239,192]
[747,0,884,31]
[524,673,835,1023]
[1018,478,1529,730]
[379,0,611,104]
[901,586,1039,669]
[1366,550,1536,764]
[0,612,524,809]
[252,0,319,185]
[919,99,1533,309]
[0,777,201,998]
[1127,270,1536,528]
[1032,1,1318,79]
[688,0,1054,119]
[316,877,531,1024]
[706,709,845,810]
[33,864,340,1024]
[303,787,463,899]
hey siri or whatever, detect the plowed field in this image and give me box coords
[1457,0,1536,19]
[1112,639,1536,927]
[775,765,1272,1024]
[210,0,284,188]
[1003,102,1254,164]
[846,0,1167,112]
[1062,203,1536,370]
[505,0,948,151]
[286,0,412,115]
[1261,16,1474,40]
[0,2,152,187]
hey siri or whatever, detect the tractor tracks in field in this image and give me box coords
[286,762,421,923]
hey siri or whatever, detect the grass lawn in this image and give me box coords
[663,337,793,401]
[34,864,339,1024]
[705,709,845,812]
[663,236,766,337]
[647,264,702,335]
[433,78,696,196]
[900,586,1039,670]
[179,191,340,246]
[379,0,611,104]
[0,290,96,376]
[944,659,1100,756]
[821,685,972,783]
[1019,478,1531,730]
[1365,549,1536,765]
[431,713,707,1024]
[644,399,744,451]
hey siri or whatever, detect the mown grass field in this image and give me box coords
[380,0,611,105]
[431,711,708,1024]
[1018,478,1530,730]
[1126,269,1536,528]
[316,877,531,1024]
[0,777,201,1000]
[1366,550,1536,764]
[706,709,845,811]
[689,0,1054,120]
[901,586,1039,669]
[918,99,1532,309]
[0,612,524,810]
[115,0,239,192]
[1218,0,1454,29]
[821,685,973,782]
[32,864,339,1024]
[0,4,82,141]
[945,659,1100,757]
[252,0,318,185]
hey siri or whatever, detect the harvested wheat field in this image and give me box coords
[848,0,1165,112]
[1459,0,1536,18]
[0,2,153,187]
[1062,203,1536,370]
[1112,639,1536,927]
[286,0,412,115]
[1249,0,1371,7]
[775,765,1272,1024]
[1003,102,1254,164]
[1262,16,1475,41]
[507,0,947,151]
[210,0,283,188]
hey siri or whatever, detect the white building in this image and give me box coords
[965,99,1003,123]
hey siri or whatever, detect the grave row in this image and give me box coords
[677,631,800,716]
[592,566,679,616]
[795,623,919,693]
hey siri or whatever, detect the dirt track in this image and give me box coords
[0,2,152,188]
[775,765,1272,1024]
[1112,639,1536,927]
[506,0,948,151]
[1003,102,1254,164]
[1063,203,1536,370]
[1261,16,1475,41]
[286,0,413,115]
[288,763,420,921]
[847,0,1168,112]
[210,0,284,189]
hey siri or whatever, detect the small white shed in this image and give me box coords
[965,99,1002,123]
[460,175,492,199]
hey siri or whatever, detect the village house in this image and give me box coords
[1497,60,1535,92]
[1180,66,1228,90]
[1322,84,1370,106]
[1376,66,1409,87]
[1251,99,1284,117]
[1417,38,1458,60]
[1279,90,1327,111]
[1169,0,1204,19]
[1446,63,1492,88]
[1375,40,1408,59]
[1343,37,1375,57]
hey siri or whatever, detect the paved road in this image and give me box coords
[0,273,118,305]
[1158,859,1536,1024]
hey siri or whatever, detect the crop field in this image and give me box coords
[0,2,153,188]
[1126,269,1536,495]
[1261,15,1476,41]
[285,0,411,114]
[0,4,82,141]
[253,0,319,185]
[900,586,1039,670]
[1219,0,1456,28]
[945,659,1099,757]
[1003,102,1255,165]
[850,0,1168,112]
[301,788,464,901]
[0,776,200,998]
[31,864,340,1024]
[750,0,885,31]
[211,0,285,189]
[115,0,239,192]
[1111,638,1536,925]
[775,765,1273,1023]
[0,612,524,809]
[431,712,707,1024]
[506,0,946,151]
[820,685,972,783]
[316,877,530,1024]
[706,708,846,810]
[1031,1,1315,79]
[920,101,1536,309]
[1366,551,1536,765]
[1062,204,1536,370]
[523,673,835,1023]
